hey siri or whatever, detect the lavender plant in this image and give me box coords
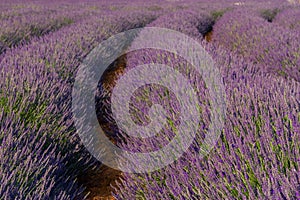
[1,1,299,199]
[109,6,300,200]
[113,42,300,200]
[274,6,300,33]
[0,113,87,199]
[213,8,300,82]
[0,4,161,198]
[0,4,101,54]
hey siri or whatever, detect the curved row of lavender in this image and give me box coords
[0,3,164,198]
[274,7,300,33]
[0,3,117,55]
[111,4,300,200]
[1,0,299,199]
[212,7,300,82]
[95,8,216,143]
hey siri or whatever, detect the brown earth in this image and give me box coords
[100,54,127,91]
[78,165,122,200]
[78,55,127,200]
[204,30,213,42]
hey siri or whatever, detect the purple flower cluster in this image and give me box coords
[95,9,216,147]
[1,0,299,199]
[113,43,300,200]
[213,8,300,82]
[274,7,300,33]
[0,3,161,198]
[109,5,300,200]
[0,4,91,54]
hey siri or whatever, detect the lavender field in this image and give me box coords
[0,0,299,199]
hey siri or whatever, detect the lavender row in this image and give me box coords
[105,8,300,199]
[95,8,216,146]
[0,3,48,20]
[212,8,300,82]
[0,106,87,199]
[0,8,161,198]
[0,4,104,55]
[113,42,300,199]
[274,6,300,33]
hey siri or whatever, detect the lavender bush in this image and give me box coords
[274,6,300,33]
[1,0,299,199]
[213,8,300,82]
[110,4,300,200]
[0,2,162,198]
[113,41,300,200]
[0,4,89,54]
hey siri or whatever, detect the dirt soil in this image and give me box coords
[204,30,213,42]
[79,165,122,200]
[79,55,126,200]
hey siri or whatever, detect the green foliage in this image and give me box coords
[211,8,231,21]
[260,8,281,22]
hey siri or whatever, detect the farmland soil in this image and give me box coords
[204,30,213,42]
[79,55,127,200]
[78,165,122,200]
